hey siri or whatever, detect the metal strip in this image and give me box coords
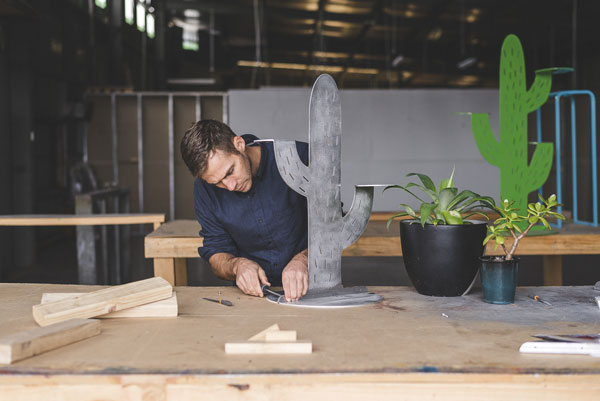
[195,95,201,122]
[86,91,226,97]
[570,97,578,223]
[137,94,144,213]
[82,121,89,164]
[222,93,229,124]
[590,93,598,226]
[554,94,563,229]
[168,94,175,221]
[113,195,121,284]
[111,93,119,184]
[99,198,109,284]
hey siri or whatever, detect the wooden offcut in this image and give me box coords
[32,277,173,326]
[41,292,178,318]
[265,330,297,342]
[0,319,100,364]
[226,324,310,354]
[225,341,312,354]
[247,324,280,341]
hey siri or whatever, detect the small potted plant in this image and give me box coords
[481,194,565,304]
[384,168,496,296]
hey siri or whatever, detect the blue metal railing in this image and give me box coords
[536,90,598,228]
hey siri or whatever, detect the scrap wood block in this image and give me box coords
[225,341,312,354]
[32,277,173,327]
[226,324,310,354]
[0,319,100,364]
[41,292,178,318]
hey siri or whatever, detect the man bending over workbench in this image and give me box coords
[180,120,309,302]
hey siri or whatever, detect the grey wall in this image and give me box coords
[229,88,501,212]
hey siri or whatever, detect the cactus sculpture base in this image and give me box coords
[265,286,382,308]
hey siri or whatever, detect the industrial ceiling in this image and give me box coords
[166,0,584,89]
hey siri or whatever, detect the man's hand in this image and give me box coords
[281,250,308,301]
[233,258,270,297]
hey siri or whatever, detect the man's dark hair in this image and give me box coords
[180,119,239,177]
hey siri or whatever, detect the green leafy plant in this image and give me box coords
[484,194,565,260]
[383,168,496,229]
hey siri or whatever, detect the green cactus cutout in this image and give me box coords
[471,34,571,230]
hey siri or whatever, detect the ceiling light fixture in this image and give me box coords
[237,60,379,75]
[457,56,477,70]
[391,54,404,67]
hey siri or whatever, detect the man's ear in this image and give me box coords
[232,136,246,152]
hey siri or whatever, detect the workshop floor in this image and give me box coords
[1,229,598,287]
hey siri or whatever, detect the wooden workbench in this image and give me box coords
[144,215,600,286]
[1,283,599,400]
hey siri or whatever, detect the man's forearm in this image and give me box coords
[208,253,241,281]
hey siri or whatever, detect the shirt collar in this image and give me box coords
[241,134,266,180]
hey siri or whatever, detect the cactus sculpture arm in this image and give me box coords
[273,140,311,196]
[471,113,503,167]
[471,34,562,221]
[340,186,374,249]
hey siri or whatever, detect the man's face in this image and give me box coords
[201,148,253,192]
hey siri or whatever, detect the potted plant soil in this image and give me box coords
[481,194,564,304]
[384,168,495,296]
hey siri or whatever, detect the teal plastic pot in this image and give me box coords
[480,256,519,304]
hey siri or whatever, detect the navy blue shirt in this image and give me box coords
[194,135,308,284]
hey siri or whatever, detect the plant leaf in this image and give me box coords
[383,184,428,204]
[438,187,458,210]
[420,203,437,227]
[386,213,409,230]
[442,210,463,225]
[406,172,436,193]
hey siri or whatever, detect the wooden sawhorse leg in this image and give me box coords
[153,258,188,286]
[542,255,563,286]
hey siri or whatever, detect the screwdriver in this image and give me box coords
[203,297,233,306]
[529,295,552,306]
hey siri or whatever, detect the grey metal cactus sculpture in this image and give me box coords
[271,74,379,304]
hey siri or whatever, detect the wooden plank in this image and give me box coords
[247,324,280,341]
[225,341,312,354]
[265,330,297,342]
[0,319,100,364]
[145,237,203,258]
[154,258,176,286]
[0,214,165,226]
[543,255,563,286]
[144,219,600,260]
[1,373,600,401]
[175,258,188,286]
[41,293,178,318]
[32,277,173,326]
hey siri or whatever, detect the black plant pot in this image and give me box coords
[400,220,487,296]
[480,256,519,304]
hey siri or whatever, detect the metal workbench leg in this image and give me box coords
[75,194,97,284]
[542,255,563,285]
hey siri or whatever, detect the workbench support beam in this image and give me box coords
[543,255,563,286]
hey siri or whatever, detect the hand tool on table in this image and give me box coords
[261,284,285,303]
[529,295,552,306]
[203,297,233,306]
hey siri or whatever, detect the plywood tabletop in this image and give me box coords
[1,283,599,375]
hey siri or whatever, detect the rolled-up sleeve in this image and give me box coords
[194,180,238,261]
